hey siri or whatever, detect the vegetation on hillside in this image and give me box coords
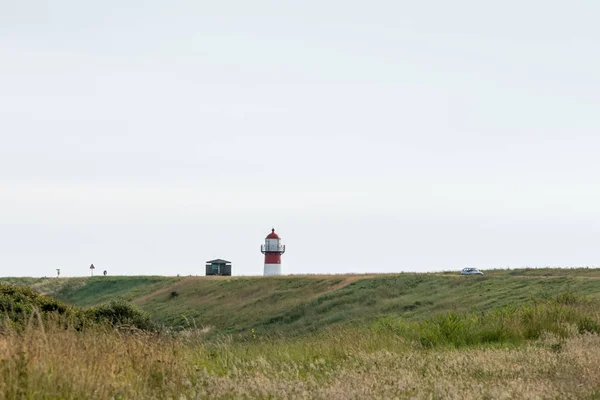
[3,271,600,397]
[0,276,178,307]
[5,270,600,339]
[0,283,76,327]
[371,292,600,348]
[0,283,156,332]
[2,297,600,398]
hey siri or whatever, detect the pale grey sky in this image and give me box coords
[1,1,599,277]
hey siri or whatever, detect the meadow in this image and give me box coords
[3,269,600,398]
[6,268,600,337]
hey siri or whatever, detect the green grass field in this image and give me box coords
[4,269,600,398]
[4,268,600,339]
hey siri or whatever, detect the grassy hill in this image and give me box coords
[4,268,600,337]
[4,269,600,398]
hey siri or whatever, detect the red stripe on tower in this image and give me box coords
[261,228,286,276]
[264,253,281,264]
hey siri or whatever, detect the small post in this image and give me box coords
[89,264,95,277]
[56,269,60,278]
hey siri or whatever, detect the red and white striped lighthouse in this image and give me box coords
[261,228,285,276]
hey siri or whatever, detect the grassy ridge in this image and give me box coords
[0,276,179,307]
[4,269,600,338]
[4,270,600,398]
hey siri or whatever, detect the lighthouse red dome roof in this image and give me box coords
[266,228,280,239]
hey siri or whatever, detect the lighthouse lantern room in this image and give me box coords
[261,228,285,276]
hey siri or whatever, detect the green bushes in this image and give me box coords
[84,299,156,331]
[0,283,157,332]
[371,294,600,348]
[0,283,76,327]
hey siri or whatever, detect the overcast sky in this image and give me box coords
[1,1,599,277]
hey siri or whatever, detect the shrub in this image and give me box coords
[0,283,75,329]
[577,316,600,334]
[0,284,158,333]
[556,291,581,305]
[84,299,156,331]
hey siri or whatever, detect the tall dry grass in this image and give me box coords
[2,313,600,399]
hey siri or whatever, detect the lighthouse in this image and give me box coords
[261,228,286,276]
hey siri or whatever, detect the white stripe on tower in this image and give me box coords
[264,264,282,276]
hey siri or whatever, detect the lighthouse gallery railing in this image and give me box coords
[261,245,286,254]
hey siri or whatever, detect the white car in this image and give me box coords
[460,267,483,275]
